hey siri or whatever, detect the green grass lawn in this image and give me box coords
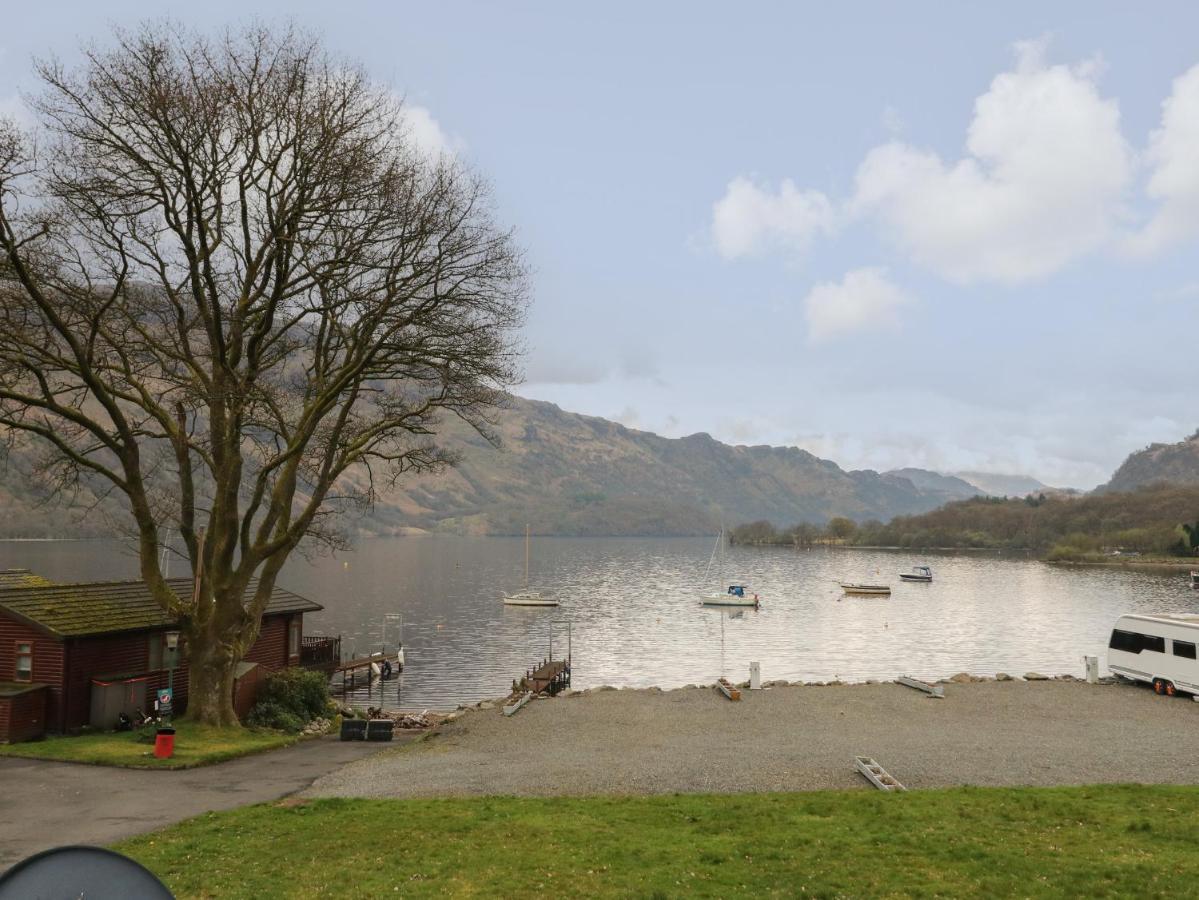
[0,720,300,769]
[118,784,1199,898]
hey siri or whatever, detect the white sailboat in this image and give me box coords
[503,525,560,607]
[698,528,760,608]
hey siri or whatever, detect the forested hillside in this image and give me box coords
[733,484,1199,559]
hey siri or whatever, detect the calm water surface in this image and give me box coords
[3,537,1196,710]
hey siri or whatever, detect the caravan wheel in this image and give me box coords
[1153,678,1166,695]
[1165,681,1177,697]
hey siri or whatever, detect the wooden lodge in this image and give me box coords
[0,569,327,742]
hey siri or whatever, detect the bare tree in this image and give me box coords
[0,23,527,724]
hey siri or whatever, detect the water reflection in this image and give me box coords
[3,537,1197,711]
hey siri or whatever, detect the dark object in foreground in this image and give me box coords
[366,719,394,742]
[0,845,173,899]
[340,718,368,741]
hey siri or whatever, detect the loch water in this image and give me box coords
[3,536,1196,711]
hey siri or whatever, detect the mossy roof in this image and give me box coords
[0,569,53,590]
[0,577,322,638]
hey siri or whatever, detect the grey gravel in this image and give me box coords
[306,680,1199,799]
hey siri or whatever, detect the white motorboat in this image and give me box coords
[840,582,891,595]
[1190,570,1199,590]
[899,566,933,583]
[502,525,560,607]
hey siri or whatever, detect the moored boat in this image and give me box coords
[699,583,760,607]
[899,566,933,582]
[502,525,561,607]
[503,590,560,607]
[697,529,762,608]
[840,582,891,595]
[1190,571,1199,590]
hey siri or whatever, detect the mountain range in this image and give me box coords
[0,395,1076,538]
[316,397,1057,535]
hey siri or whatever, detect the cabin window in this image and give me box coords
[1109,630,1142,653]
[288,619,301,659]
[1142,635,1165,653]
[14,642,32,681]
[147,633,164,670]
[1173,640,1197,660]
[1109,630,1167,654]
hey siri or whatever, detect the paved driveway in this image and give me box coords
[0,734,408,871]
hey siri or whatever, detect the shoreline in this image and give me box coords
[741,542,1199,571]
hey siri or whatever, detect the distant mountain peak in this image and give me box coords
[1102,428,1199,493]
[952,471,1052,497]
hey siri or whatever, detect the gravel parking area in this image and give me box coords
[307,679,1199,798]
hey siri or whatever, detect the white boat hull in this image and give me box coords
[503,592,560,607]
[698,593,759,607]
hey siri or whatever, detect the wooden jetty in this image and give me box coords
[514,622,572,696]
[334,650,397,689]
[519,656,571,695]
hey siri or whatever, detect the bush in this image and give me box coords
[245,700,305,733]
[249,668,331,728]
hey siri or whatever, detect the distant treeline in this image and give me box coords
[730,484,1199,560]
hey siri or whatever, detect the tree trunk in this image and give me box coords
[185,631,240,727]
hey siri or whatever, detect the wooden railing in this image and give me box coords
[299,635,341,674]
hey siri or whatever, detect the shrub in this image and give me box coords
[246,700,305,733]
[250,668,331,726]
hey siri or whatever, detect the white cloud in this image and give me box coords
[803,267,912,342]
[402,103,464,160]
[851,39,1132,283]
[710,39,1145,284]
[1126,63,1199,257]
[711,176,835,260]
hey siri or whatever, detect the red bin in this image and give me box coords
[153,726,176,759]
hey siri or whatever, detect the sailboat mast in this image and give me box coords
[525,523,530,588]
[702,528,721,586]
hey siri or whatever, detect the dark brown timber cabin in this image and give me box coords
[0,569,325,742]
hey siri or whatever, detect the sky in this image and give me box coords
[3,3,1198,489]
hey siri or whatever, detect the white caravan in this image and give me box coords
[1107,614,1199,697]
